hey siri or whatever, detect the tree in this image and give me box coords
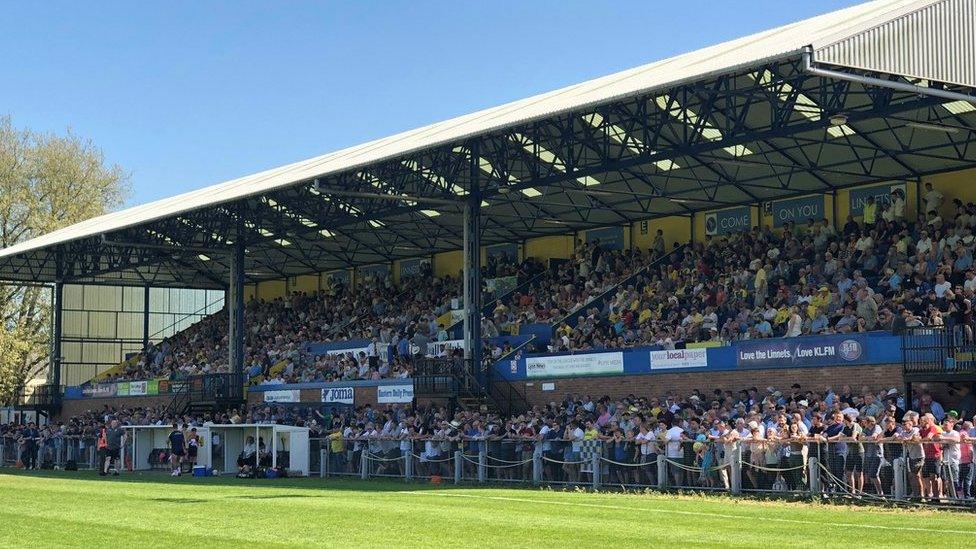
[0,116,128,404]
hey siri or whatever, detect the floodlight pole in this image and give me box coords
[462,142,484,385]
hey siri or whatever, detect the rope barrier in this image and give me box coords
[816,462,890,502]
[459,453,532,469]
[542,456,588,466]
[741,461,805,473]
[485,454,533,465]
[664,459,727,473]
[599,457,655,468]
[411,453,453,463]
[364,452,406,463]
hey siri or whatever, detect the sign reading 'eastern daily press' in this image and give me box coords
[377,383,414,403]
[735,335,866,368]
[526,352,624,378]
[649,348,708,370]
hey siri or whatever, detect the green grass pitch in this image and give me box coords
[0,471,972,548]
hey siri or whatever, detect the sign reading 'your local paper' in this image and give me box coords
[649,348,708,370]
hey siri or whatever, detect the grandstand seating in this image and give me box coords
[88,195,976,388]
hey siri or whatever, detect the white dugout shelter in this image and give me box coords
[124,425,212,471]
[125,424,310,476]
[211,424,310,476]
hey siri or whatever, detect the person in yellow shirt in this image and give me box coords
[773,306,791,326]
[808,286,831,318]
[754,266,768,307]
[638,308,653,325]
[862,196,877,226]
[327,427,346,472]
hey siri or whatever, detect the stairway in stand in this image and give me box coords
[165,373,246,418]
[413,357,528,416]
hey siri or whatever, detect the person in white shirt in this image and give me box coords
[855,234,874,253]
[712,420,739,490]
[934,274,952,298]
[964,271,976,293]
[924,183,944,217]
[917,231,934,256]
[635,424,655,485]
[941,417,962,496]
[785,306,803,337]
[665,423,687,487]
[561,421,585,484]
[884,190,906,222]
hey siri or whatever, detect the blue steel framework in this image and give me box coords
[0,54,974,394]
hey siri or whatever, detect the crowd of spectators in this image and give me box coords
[91,186,976,388]
[552,190,976,351]
[484,241,656,337]
[100,268,463,385]
[7,380,975,500]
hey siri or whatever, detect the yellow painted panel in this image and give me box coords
[256,280,287,301]
[524,235,575,261]
[244,284,256,302]
[925,167,976,218]
[434,250,463,278]
[293,275,319,294]
[632,215,691,251]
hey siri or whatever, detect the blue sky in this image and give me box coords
[3,0,862,206]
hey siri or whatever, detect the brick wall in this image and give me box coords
[515,364,904,406]
[248,386,381,407]
[59,395,175,420]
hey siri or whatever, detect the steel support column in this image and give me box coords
[50,281,63,388]
[462,144,484,377]
[228,240,245,379]
[142,284,150,352]
[50,249,64,388]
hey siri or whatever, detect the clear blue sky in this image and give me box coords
[3,0,862,207]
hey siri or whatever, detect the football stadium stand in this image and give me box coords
[2,0,976,506]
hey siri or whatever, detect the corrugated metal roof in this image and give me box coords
[0,0,957,261]
[815,0,976,88]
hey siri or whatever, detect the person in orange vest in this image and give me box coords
[96,425,108,476]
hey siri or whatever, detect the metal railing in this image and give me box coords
[0,435,100,470]
[903,324,976,377]
[307,436,975,507]
[413,358,530,415]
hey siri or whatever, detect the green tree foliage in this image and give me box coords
[0,116,128,403]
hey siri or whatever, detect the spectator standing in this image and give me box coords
[101,419,125,476]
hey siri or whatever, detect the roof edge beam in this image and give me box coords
[803,47,976,105]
